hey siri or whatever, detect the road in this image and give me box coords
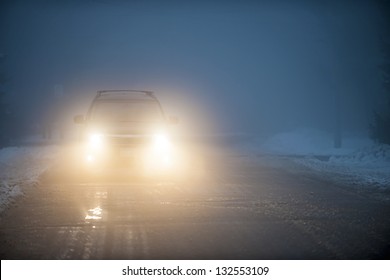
[0,145,389,259]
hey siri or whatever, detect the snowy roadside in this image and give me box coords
[0,144,59,212]
[236,128,390,191]
[293,145,390,191]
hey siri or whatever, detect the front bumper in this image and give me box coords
[82,135,175,173]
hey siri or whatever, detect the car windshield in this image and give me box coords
[90,101,163,122]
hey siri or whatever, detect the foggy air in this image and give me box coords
[0,0,382,137]
[0,0,390,261]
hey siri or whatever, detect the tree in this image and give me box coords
[0,53,9,147]
[371,0,390,144]
[0,53,15,148]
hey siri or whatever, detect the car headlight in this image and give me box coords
[153,133,171,152]
[88,133,104,149]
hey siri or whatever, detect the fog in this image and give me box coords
[0,0,384,140]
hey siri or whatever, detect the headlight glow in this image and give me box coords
[88,133,104,149]
[153,133,171,152]
[86,154,95,162]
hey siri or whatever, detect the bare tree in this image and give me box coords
[371,0,390,144]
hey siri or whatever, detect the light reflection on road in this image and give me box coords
[84,190,108,222]
[85,206,103,220]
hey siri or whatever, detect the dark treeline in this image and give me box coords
[371,0,390,144]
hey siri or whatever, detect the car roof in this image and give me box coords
[95,90,157,101]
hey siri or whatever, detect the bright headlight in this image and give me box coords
[88,133,104,149]
[153,133,171,152]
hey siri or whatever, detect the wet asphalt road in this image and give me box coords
[0,148,390,260]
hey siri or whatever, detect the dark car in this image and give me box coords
[74,90,178,174]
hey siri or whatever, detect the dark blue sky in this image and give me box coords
[0,0,383,135]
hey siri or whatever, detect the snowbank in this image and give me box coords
[226,128,389,189]
[251,128,390,189]
[0,145,58,212]
[259,128,373,156]
[295,144,390,189]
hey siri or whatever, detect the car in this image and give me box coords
[73,90,179,174]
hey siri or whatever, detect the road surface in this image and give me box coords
[1,146,389,259]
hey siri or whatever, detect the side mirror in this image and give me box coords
[73,115,85,124]
[167,115,179,125]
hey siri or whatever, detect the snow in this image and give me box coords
[258,128,374,156]
[294,144,390,189]
[240,128,390,189]
[0,144,58,212]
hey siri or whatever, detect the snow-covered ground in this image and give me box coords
[293,144,390,190]
[246,128,390,190]
[0,143,58,212]
[260,128,374,156]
